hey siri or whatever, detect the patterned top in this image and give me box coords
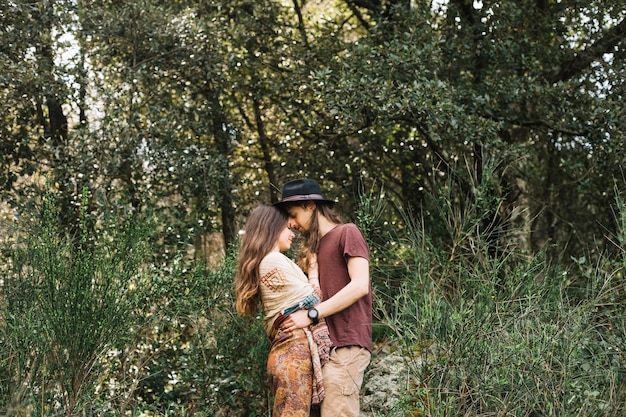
[259,251,314,337]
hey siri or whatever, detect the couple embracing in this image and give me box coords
[235,179,372,417]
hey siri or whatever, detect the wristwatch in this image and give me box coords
[307,307,319,325]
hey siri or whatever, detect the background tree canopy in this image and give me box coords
[1,0,624,259]
[1,0,625,416]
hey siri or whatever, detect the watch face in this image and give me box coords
[308,308,318,319]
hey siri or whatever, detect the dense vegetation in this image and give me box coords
[1,0,625,416]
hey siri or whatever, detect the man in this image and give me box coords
[276,178,372,417]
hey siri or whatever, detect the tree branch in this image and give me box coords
[547,17,626,83]
[343,0,382,14]
[292,0,309,48]
[345,1,372,32]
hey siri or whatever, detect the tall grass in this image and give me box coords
[0,189,272,416]
[370,171,626,416]
[0,190,151,416]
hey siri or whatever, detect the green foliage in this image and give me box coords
[157,249,271,417]
[372,176,626,416]
[0,189,152,416]
[1,192,270,417]
[1,0,626,415]
[89,244,270,417]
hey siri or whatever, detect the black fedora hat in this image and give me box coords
[275,179,336,207]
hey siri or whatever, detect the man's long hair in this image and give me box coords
[294,200,343,254]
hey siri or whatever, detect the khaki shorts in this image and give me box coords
[321,346,371,417]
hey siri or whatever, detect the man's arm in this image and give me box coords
[281,256,370,331]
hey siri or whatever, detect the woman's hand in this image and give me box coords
[281,310,311,332]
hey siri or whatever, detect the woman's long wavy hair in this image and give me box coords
[235,205,289,316]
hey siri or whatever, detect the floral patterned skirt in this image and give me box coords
[267,328,314,417]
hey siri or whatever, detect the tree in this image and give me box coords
[2,0,624,261]
[291,0,626,259]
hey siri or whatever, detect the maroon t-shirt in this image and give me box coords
[318,223,372,352]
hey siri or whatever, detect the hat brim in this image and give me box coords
[274,197,336,207]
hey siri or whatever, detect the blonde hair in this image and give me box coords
[234,205,289,316]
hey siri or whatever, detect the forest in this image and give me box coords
[1,0,625,416]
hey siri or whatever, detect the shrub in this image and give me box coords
[0,189,152,416]
[373,178,626,416]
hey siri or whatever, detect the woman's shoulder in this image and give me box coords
[260,251,290,268]
[262,251,287,262]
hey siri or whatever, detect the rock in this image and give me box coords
[360,344,420,417]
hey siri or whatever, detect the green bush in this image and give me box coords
[3,178,624,417]
[0,190,152,416]
[136,249,271,417]
[89,245,271,417]
[372,180,626,416]
[0,188,273,416]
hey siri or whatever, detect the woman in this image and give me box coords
[234,204,330,417]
